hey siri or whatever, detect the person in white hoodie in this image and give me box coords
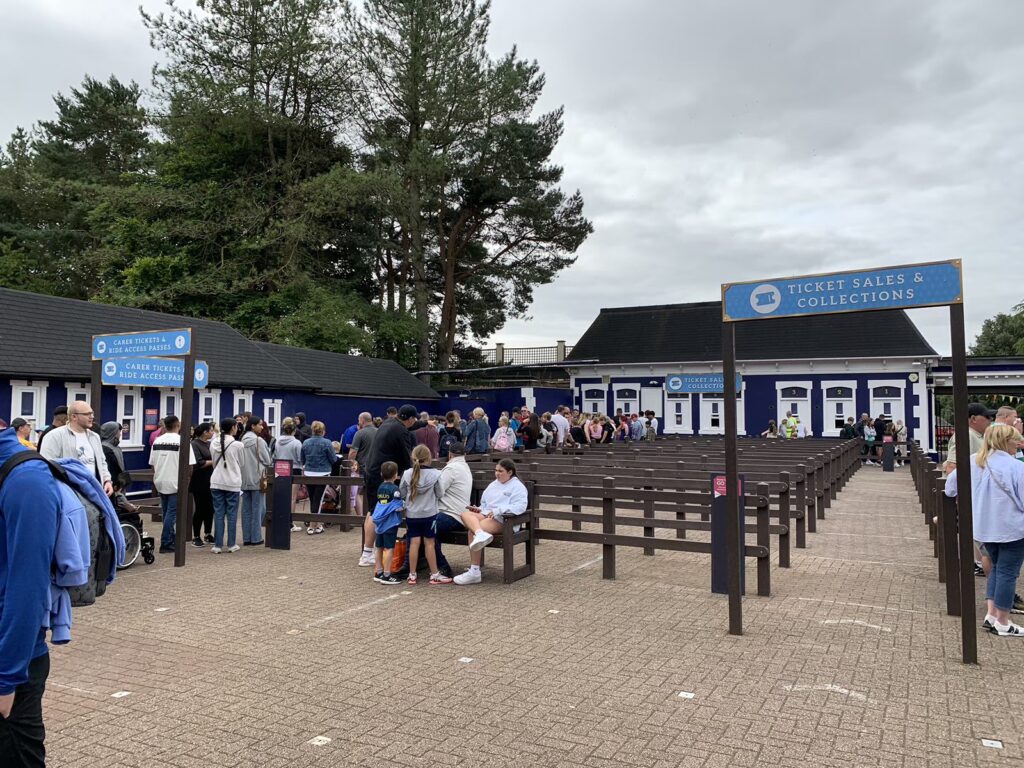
[210,418,245,553]
[239,416,272,546]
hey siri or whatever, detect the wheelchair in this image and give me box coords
[117,508,155,569]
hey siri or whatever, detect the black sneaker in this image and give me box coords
[974,562,985,577]
[373,571,385,583]
[391,568,410,581]
[1011,595,1024,615]
[192,537,205,548]
[378,574,403,585]
[204,534,215,543]
[159,546,174,554]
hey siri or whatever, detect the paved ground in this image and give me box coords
[44,464,1023,767]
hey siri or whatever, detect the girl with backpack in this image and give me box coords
[491,416,516,453]
[210,418,245,553]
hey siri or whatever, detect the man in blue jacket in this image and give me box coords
[0,427,60,766]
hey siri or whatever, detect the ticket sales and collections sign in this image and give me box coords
[721,260,962,322]
[666,374,742,394]
[92,328,192,360]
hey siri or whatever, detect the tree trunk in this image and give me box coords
[437,240,458,371]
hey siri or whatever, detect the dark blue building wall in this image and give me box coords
[435,388,573,427]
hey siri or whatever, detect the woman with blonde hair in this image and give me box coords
[398,444,450,584]
[300,421,335,534]
[946,423,1024,636]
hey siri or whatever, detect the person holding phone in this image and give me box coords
[453,458,528,585]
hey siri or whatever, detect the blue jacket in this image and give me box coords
[342,424,359,452]
[371,498,404,534]
[301,436,336,473]
[463,418,491,454]
[0,430,59,694]
[58,458,126,587]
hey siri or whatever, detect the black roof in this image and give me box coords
[256,342,439,400]
[566,301,938,364]
[0,288,439,398]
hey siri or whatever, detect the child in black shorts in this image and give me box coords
[371,462,404,585]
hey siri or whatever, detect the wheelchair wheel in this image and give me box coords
[119,523,141,569]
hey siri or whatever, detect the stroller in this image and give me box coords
[114,494,155,569]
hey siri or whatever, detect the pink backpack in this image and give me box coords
[493,427,514,452]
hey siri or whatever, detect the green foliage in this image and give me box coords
[0,0,589,371]
[970,312,1024,356]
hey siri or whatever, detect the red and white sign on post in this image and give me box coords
[712,475,744,499]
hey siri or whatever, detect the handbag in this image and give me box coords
[391,537,408,564]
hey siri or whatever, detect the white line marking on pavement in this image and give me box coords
[458,657,474,663]
[820,619,893,633]
[548,609,561,614]
[981,739,1003,749]
[308,736,332,746]
[277,576,288,580]
[154,607,170,612]
[817,532,922,540]
[286,629,302,635]
[111,691,132,699]
[306,593,405,628]
[49,682,104,697]
[677,691,696,699]
[567,556,603,573]
[782,684,873,703]
[797,597,929,615]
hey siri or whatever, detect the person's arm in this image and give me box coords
[944,468,958,497]
[258,438,271,468]
[399,472,410,501]
[0,466,59,711]
[93,434,113,492]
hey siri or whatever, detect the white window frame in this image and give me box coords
[200,389,221,426]
[65,383,90,407]
[819,380,857,438]
[233,389,253,416]
[116,387,144,449]
[776,380,812,422]
[159,389,182,419]
[263,398,282,438]
[10,380,48,432]
[868,379,906,428]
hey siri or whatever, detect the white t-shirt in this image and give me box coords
[74,430,97,475]
[551,413,570,444]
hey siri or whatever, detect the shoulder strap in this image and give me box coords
[0,450,67,490]
[985,464,1024,514]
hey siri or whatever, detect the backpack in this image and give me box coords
[438,427,458,457]
[0,451,116,607]
[494,427,514,452]
[645,423,657,441]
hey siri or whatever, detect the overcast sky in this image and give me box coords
[3,1,1021,357]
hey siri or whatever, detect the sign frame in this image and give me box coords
[721,259,963,322]
[719,260,976,664]
[91,327,193,360]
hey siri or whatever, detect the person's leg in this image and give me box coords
[992,539,1024,627]
[309,484,326,523]
[226,492,239,548]
[985,542,1001,622]
[382,547,393,575]
[255,491,267,543]
[212,490,226,548]
[0,652,49,767]
[240,490,254,544]
[203,492,215,537]
[160,493,177,550]
[433,514,465,573]
[192,493,203,539]
[408,535,421,577]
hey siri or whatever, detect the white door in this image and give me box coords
[870,383,905,429]
[699,392,744,434]
[777,383,811,434]
[821,382,856,437]
[665,393,692,434]
[640,387,663,422]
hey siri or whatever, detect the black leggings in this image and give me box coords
[308,482,326,517]
[0,652,48,767]
[191,489,214,537]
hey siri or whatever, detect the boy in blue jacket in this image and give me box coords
[371,462,404,585]
[0,427,61,766]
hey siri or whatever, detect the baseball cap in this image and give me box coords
[10,418,28,430]
[398,404,419,420]
[446,441,467,455]
[53,405,68,416]
[967,403,997,419]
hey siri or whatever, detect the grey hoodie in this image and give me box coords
[399,466,443,519]
[272,434,303,467]
[240,431,272,491]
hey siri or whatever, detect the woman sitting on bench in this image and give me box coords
[453,458,529,585]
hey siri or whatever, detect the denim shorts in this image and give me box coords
[406,515,437,539]
[375,529,398,549]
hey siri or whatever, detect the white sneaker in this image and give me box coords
[228,544,240,553]
[469,530,494,551]
[454,569,482,585]
[993,621,1024,637]
[210,546,222,554]
[307,527,316,535]
[291,524,302,532]
[358,552,375,567]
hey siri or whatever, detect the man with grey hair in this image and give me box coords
[348,412,378,566]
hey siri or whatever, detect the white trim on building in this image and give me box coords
[9,379,48,431]
[819,379,857,437]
